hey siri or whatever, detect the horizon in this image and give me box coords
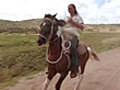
[0,18,120,25]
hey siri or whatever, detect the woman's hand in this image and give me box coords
[65,16,73,23]
[67,17,73,23]
[66,16,84,30]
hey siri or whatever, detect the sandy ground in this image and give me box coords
[3,47,120,90]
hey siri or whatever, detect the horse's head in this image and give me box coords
[37,13,66,46]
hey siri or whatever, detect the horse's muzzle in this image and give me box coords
[37,39,42,46]
[37,37,46,46]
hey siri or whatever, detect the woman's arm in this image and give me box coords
[67,17,84,30]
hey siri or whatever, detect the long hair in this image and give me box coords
[68,3,78,15]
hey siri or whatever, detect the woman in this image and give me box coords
[63,3,84,78]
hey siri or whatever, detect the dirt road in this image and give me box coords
[4,47,120,90]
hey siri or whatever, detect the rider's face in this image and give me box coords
[68,5,75,16]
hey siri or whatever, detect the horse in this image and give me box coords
[37,13,100,90]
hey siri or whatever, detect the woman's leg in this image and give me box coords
[70,36,79,78]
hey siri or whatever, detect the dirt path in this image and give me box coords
[3,47,120,90]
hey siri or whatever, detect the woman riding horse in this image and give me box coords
[63,3,85,78]
[37,13,99,90]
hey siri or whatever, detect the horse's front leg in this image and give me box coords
[42,71,57,90]
[55,72,68,90]
[42,78,50,90]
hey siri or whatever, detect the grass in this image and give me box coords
[0,32,120,89]
[0,34,47,89]
[80,32,120,53]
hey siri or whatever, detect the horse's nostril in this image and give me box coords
[37,40,41,44]
[37,40,39,43]
[43,39,46,44]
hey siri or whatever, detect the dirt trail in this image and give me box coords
[3,47,120,90]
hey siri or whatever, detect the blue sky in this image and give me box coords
[0,0,120,24]
[95,0,106,7]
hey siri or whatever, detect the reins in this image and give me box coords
[46,48,63,64]
[46,46,70,65]
[38,17,60,43]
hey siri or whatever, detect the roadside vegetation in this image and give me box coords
[0,19,120,89]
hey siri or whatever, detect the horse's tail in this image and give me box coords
[87,46,100,61]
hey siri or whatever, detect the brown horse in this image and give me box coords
[37,13,100,90]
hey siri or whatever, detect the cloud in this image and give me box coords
[0,0,120,24]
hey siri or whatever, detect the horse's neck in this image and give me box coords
[49,38,62,56]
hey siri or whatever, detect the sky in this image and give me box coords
[0,0,120,24]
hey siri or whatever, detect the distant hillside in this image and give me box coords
[0,19,120,34]
[86,24,120,32]
[0,19,42,34]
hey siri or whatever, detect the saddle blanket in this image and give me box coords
[77,43,87,55]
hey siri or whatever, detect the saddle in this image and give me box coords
[62,40,87,55]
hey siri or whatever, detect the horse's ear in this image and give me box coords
[53,13,57,17]
[44,14,47,18]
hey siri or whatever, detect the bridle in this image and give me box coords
[38,17,70,65]
[38,17,60,43]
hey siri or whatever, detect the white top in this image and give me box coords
[56,14,84,50]
[61,14,84,37]
[65,14,84,27]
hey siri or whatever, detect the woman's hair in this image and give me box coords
[68,3,78,15]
